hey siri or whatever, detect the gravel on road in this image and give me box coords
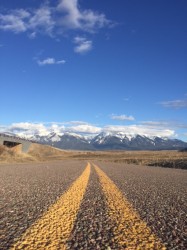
[96,161,187,250]
[1,160,186,249]
[0,160,85,249]
[95,164,166,250]
[67,165,119,250]
[11,163,90,250]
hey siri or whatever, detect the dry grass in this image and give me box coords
[0,143,187,168]
[28,143,74,161]
[0,144,72,163]
[68,150,187,169]
[68,149,187,160]
[0,145,34,163]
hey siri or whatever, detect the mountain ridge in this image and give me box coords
[26,132,187,151]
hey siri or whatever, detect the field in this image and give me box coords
[0,143,187,169]
[70,150,187,169]
[0,144,187,249]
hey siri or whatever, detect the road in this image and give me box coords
[0,161,186,249]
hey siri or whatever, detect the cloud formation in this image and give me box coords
[110,114,135,121]
[66,124,101,134]
[57,0,110,32]
[159,99,187,109]
[0,121,178,139]
[73,36,92,54]
[0,0,111,36]
[0,9,30,33]
[37,57,66,66]
[141,120,187,129]
[103,125,175,138]
[7,122,50,137]
[66,121,89,125]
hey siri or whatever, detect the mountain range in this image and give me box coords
[28,132,187,151]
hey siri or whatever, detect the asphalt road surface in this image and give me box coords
[0,160,186,249]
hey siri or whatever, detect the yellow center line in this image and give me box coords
[11,163,91,250]
[94,164,166,250]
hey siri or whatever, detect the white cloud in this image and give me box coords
[141,120,187,130]
[66,121,90,125]
[0,1,111,36]
[38,57,55,65]
[57,0,81,29]
[37,57,66,66]
[8,122,50,137]
[0,121,178,139]
[0,1,113,55]
[110,114,135,121]
[56,59,66,64]
[49,124,65,135]
[28,6,55,35]
[74,36,92,54]
[0,9,30,33]
[0,122,67,138]
[103,125,175,138]
[28,31,37,39]
[159,99,187,109]
[66,124,102,134]
[0,6,54,35]
[57,0,110,32]
[141,121,172,129]
[74,36,86,43]
[0,122,101,137]
[76,40,92,53]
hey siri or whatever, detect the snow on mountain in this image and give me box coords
[14,131,187,150]
[91,131,139,145]
[48,132,62,142]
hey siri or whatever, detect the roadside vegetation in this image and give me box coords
[0,144,187,169]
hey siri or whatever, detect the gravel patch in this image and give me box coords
[0,160,85,249]
[97,162,187,249]
[1,160,186,249]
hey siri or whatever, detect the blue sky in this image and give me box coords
[0,0,187,140]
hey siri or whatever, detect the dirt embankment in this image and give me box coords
[0,143,72,163]
[0,145,34,163]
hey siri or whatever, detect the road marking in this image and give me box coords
[94,164,166,250]
[11,163,91,250]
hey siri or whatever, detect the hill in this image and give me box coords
[0,144,73,163]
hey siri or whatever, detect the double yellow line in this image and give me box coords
[11,163,166,250]
[11,163,91,250]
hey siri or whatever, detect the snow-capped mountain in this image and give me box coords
[26,132,187,150]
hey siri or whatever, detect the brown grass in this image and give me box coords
[28,143,74,161]
[0,144,187,168]
[0,145,34,163]
[0,144,72,163]
[66,150,187,169]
